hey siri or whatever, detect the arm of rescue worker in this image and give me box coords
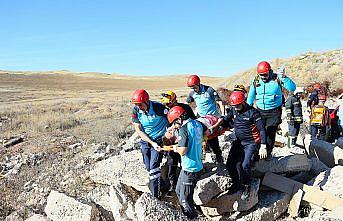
[247,80,256,106]
[131,108,160,148]
[221,109,235,129]
[205,117,224,136]
[208,86,225,115]
[279,75,296,92]
[186,91,195,104]
[182,103,197,120]
[285,96,294,118]
[175,126,188,156]
[253,110,267,144]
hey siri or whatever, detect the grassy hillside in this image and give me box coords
[221,49,343,90]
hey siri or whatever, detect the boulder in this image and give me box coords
[236,191,290,221]
[134,193,187,221]
[25,214,49,221]
[89,150,149,192]
[307,166,343,199]
[200,179,260,217]
[87,183,136,220]
[45,190,99,221]
[304,135,343,167]
[194,172,232,205]
[253,154,311,176]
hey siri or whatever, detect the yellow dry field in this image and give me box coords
[0,71,223,152]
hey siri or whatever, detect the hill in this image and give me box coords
[221,49,343,90]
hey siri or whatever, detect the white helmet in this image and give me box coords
[294,87,304,94]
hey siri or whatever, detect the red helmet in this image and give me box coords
[313,83,321,90]
[257,61,271,74]
[187,75,200,87]
[167,106,185,123]
[229,91,245,106]
[131,89,149,104]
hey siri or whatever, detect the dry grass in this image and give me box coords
[221,49,343,90]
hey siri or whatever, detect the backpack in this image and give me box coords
[310,105,330,127]
[253,74,286,106]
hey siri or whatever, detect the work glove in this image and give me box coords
[259,144,267,159]
[151,142,161,152]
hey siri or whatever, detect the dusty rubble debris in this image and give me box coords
[135,193,187,221]
[24,214,49,221]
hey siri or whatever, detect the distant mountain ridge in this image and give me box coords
[221,49,343,89]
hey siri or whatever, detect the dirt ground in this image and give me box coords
[0,71,223,219]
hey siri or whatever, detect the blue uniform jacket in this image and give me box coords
[247,74,296,110]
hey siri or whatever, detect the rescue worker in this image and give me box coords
[160,91,196,192]
[310,94,330,141]
[247,61,296,159]
[186,74,225,163]
[233,84,248,97]
[307,83,321,111]
[285,87,304,149]
[168,106,207,219]
[131,89,169,198]
[221,91,267,200]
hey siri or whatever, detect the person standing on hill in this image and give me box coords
[160,90,196,192]
[167,106,207,219]
[186,74,225,164]
[310,94,330,141]
[285,87,304,149]
[220,91,267,200]
[247,61,296,159]
[307,83,321,111]
[131,89,169,198]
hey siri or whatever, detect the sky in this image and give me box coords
[0,0,342,77]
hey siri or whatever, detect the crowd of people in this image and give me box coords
[130,61,343,219]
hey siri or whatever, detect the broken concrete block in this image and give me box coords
[308,166,343,199]
[253,154,311,176]
[45,190,99,221]
[194,172,232,205]
[87,183,136,220]
[135,193,187,221]
[25,214,49,221]
[89,150,149,192]
[304,135,343,167]
[200,179,260,217]
[236,191,291,221]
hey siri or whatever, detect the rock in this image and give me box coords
[5,211,24,221]
[194,172,232,205]
[307,166,343,199]
[235,191,291,221]
[304,135,343,167]
[135,193,187,221]
[121,132,141,152]
[253,154,311,176]
[89,150,149,192]
[45,190,99,221]
[25,214,49,221]
[87,183,136,220]
[200,179,260,217]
